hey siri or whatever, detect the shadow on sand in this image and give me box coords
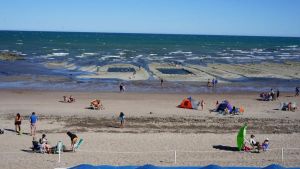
[212,145,239,152]
[4,128,30,135]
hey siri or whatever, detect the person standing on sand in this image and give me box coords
[119,83,125,92]
[119,112,125,128]
[15,113,22,135]
[201,100,205,110]
[277,89,280,99]
[67,131,78,152]
[212,78,215,87]
[296,87,299,97]
[160,78,164,87]
[29,112,38,136]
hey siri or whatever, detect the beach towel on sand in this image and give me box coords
[74,138,84,150]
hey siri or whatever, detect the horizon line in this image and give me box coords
[0,29,300,38]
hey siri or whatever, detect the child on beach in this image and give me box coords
[201,100,205,110]
[119,112,125,128]
[15,113,22,134]
[262,138,269,151]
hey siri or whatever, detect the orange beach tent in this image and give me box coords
[179,97,199,109]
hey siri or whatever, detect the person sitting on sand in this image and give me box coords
[207,79,212,87]
[39,134,51,153]
[242,141,252,152]
[32,137,41,152]
[67,131,78,152]
[39,134,48,144]
[63,95,75,103]
[249,134,261,152]
[90,99,104,110]
[262,138,269,151]
[119,112,125,128]
[68,95,75,103]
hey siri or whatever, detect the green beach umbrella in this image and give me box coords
[236,124,247,151]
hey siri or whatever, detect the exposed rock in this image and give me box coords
[0,52,24,61]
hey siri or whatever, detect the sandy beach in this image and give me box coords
[0,89,300,169]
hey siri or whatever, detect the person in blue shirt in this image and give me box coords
[29,112,38,136]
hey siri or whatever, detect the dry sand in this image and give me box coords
[0,90,300,169]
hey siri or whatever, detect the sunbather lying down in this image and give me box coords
[63,95,75,103]
[90,99,104,110]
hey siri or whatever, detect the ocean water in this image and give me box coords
[1,31,300,92]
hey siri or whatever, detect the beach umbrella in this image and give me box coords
[236,124,247,151]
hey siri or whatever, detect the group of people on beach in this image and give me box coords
[243,135,269,153]
[31,131,79,154]
[260,88,280,101]
[12,111,83,154]
[207,78,218,87]
[13,112,39,136]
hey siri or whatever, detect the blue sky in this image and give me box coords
[0,0,300,37]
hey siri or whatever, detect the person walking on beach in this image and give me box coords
[160,78,164,87]
[277,89,280,99]
[119,83,125,92]
[15,113,22,135]
[201,100,205,110]
[296,87,299,97]
[119,112,125,128]
[29,112,38,136]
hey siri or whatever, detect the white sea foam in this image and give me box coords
[83,53,97,56]
[162,56,174,59]
[169,50,192,55]
[101,55,121,60]
[255,51,272,54]
[16,43,23,45]
[286,45,298,48]
[76,52,98,58]
[280,56,299,59]
[149,54,157,56]
[252,56,274,60]
[52,49,61,51]
[52,53,69,57]
[220,56,233,59]
[46,52,69,57]
[186,57,201,60]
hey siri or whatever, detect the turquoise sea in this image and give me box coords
[1,31,300,92]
